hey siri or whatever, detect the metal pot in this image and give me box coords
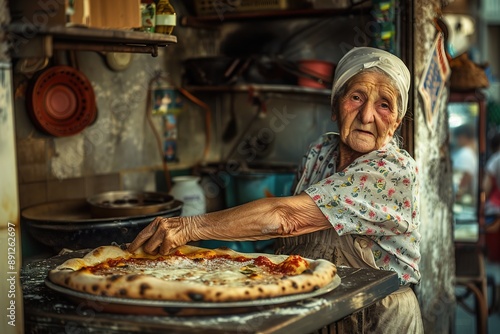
[21,198,183,252]
[296,59,335,89]
[275,58,334,89]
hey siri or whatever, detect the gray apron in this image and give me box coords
[276,229,424,334]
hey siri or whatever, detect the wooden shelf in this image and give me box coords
[7,24,177,58]
[185,83,331,95]
[184,84,332,104]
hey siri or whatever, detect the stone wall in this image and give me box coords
[413,0,456,332]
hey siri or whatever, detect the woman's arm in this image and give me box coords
[128,192,332,255]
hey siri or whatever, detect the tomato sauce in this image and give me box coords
[86,253,308,277]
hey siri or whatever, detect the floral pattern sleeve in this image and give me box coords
[299,136,421,285]
[306,148,419,237]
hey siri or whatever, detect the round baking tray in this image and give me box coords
[45,275,341,316]
[21,199,183,251]
[22,199,182,225]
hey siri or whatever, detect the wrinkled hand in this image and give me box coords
[127,216,192,255]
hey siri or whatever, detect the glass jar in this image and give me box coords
[169,176,206,216]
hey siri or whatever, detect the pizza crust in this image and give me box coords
[48,245,337,302]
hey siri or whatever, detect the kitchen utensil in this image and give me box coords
[87,190,176,218]
[296,59,335,89]
[25,64,97,137]
[274,58,334,89]
[243,55,296,85]
[224,93,267,161]
[21,198,183,252]
[222,92,237,142]
[183,57,244,86]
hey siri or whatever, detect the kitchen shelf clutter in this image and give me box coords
[181,55,335,98]
[179,1,376,97]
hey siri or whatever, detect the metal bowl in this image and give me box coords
[87,190,176,218]
[21,198,183,252]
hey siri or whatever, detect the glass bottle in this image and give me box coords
[155,0,176,35]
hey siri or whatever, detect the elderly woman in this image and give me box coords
[129,47,423,333]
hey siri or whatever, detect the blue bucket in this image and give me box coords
[200,170,295,253]
[225,171,294,207]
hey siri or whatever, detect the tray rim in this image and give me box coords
[44,274,341,309]
[22,199,183,226]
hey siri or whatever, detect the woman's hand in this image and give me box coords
[127,216,193,255]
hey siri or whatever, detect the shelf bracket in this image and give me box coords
[52,42,162,57]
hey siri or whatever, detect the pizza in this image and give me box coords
[48,244,337,303]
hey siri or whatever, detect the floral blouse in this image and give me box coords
[295,133,421,285]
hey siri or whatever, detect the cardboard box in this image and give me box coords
[72,0,141,29]
[9,0,141,29]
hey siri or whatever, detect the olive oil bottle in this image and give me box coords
[155,0,176,35]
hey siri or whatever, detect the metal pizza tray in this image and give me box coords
[44,275,341,316]
[22,199,184,252]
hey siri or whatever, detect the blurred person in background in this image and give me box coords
[451,123,478,206]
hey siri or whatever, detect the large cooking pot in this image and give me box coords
[21,198,183,252]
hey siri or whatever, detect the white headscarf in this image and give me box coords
[331,47,411,119]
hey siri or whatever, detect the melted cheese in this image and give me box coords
[91,257,288,287]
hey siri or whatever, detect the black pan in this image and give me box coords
[21,199,183,252]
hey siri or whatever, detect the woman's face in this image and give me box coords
[335,71,401,154]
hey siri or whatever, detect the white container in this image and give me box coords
[169,176,206,216]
